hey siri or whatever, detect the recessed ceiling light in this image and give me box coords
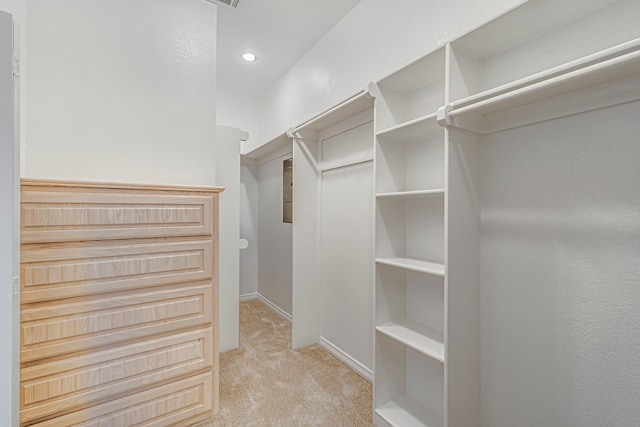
[242,53,257,62]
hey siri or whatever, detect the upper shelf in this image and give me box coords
[448,40,640,122]
[375,48,446,131]
[288,86,375,137]
[443,0,640,131]
[376,112,442,142]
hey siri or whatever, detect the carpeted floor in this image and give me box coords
[194,299,373,426]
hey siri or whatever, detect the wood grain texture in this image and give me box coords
[21,191,214,243]
[20,180,219,426]
[29,372,213,427]
[21,328,213,424]
[21,240,213,303]
[21,284,213,362]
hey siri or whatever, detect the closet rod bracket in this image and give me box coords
[436,105,453,128]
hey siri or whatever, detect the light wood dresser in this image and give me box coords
[19,179,223,426]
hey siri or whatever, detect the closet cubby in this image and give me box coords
[374,334,445,427]
[447,0,640,122]
[376,117,444,195]
[376,265,444,363]
[376,48,445,132]
[376,196,445,269]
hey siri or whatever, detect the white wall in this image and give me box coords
[481,101,640,427]
[258,150,293,315]
[239,162,259,297]
[218,89,260,147]
[319,121,374,374]
[25,0,218,186]
[0,8,19,425]
[215,125,244,352]
[245,0,524,153]
[0,0,25,172]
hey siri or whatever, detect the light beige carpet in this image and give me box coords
[194,299,373,426]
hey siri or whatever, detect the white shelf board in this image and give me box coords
[375,394,444,427]
[376,112,441,141]
[376,318,445,363]
[376,189,445,199]
[376,257,445,277]
[291,88,374,134]
[451,38,640,110]
[450,43,640,118]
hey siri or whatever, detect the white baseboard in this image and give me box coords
[319,337,373,382]
[239,292,258,301]
[257,293,292,323]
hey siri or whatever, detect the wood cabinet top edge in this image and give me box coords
[20,178,225,194]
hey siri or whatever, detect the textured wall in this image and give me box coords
[481,101,640,426]
[258,153,293,315]
[240,163,259,297]
[244,0,524,153]
[25,0,217,186]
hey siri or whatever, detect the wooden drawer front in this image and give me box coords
[21,190,214,244]
[21,328,213,425]
[21,240,213,303]
[21,284,213,363]
[30,372,213,427]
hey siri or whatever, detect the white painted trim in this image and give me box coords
[319,337,373,382]
[257,293,292,323]
[239,292,258,301]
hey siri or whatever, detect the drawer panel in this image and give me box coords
[21,190,214,244]
[29,372,213,427]
[21,328,213,425]
[21,240,213,303]
[21,284,213,363]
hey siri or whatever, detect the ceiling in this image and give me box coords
[215,0,362,96]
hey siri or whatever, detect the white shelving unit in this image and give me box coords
[373,45,449,427]
[372,1,640,426]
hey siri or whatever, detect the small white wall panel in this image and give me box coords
[258,151,293,317]
[320,161,374,371]
[216,125,244,352]
[0,10,18,426]
[291,139,319,348]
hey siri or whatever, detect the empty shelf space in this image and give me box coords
[377,113,440,141]
[449,45,640,119]
[376,318,444,363]
[451,38,640,111]
[375,394,444,427]
[376,189,444,199]
[376,257,445,277]
[448,0,640,104]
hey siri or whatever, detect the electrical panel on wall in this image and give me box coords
[283,158,293,223]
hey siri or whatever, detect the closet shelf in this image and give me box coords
[288,85,375,135]
[376,112,441,141]
[451,38,640,110]
[375,394,444,427]
[376,319,445,363]
[448,41,640,120]
[376,189,444,199]
[376,257,445,277]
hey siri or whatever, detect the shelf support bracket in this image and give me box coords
[436,105,453,128]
